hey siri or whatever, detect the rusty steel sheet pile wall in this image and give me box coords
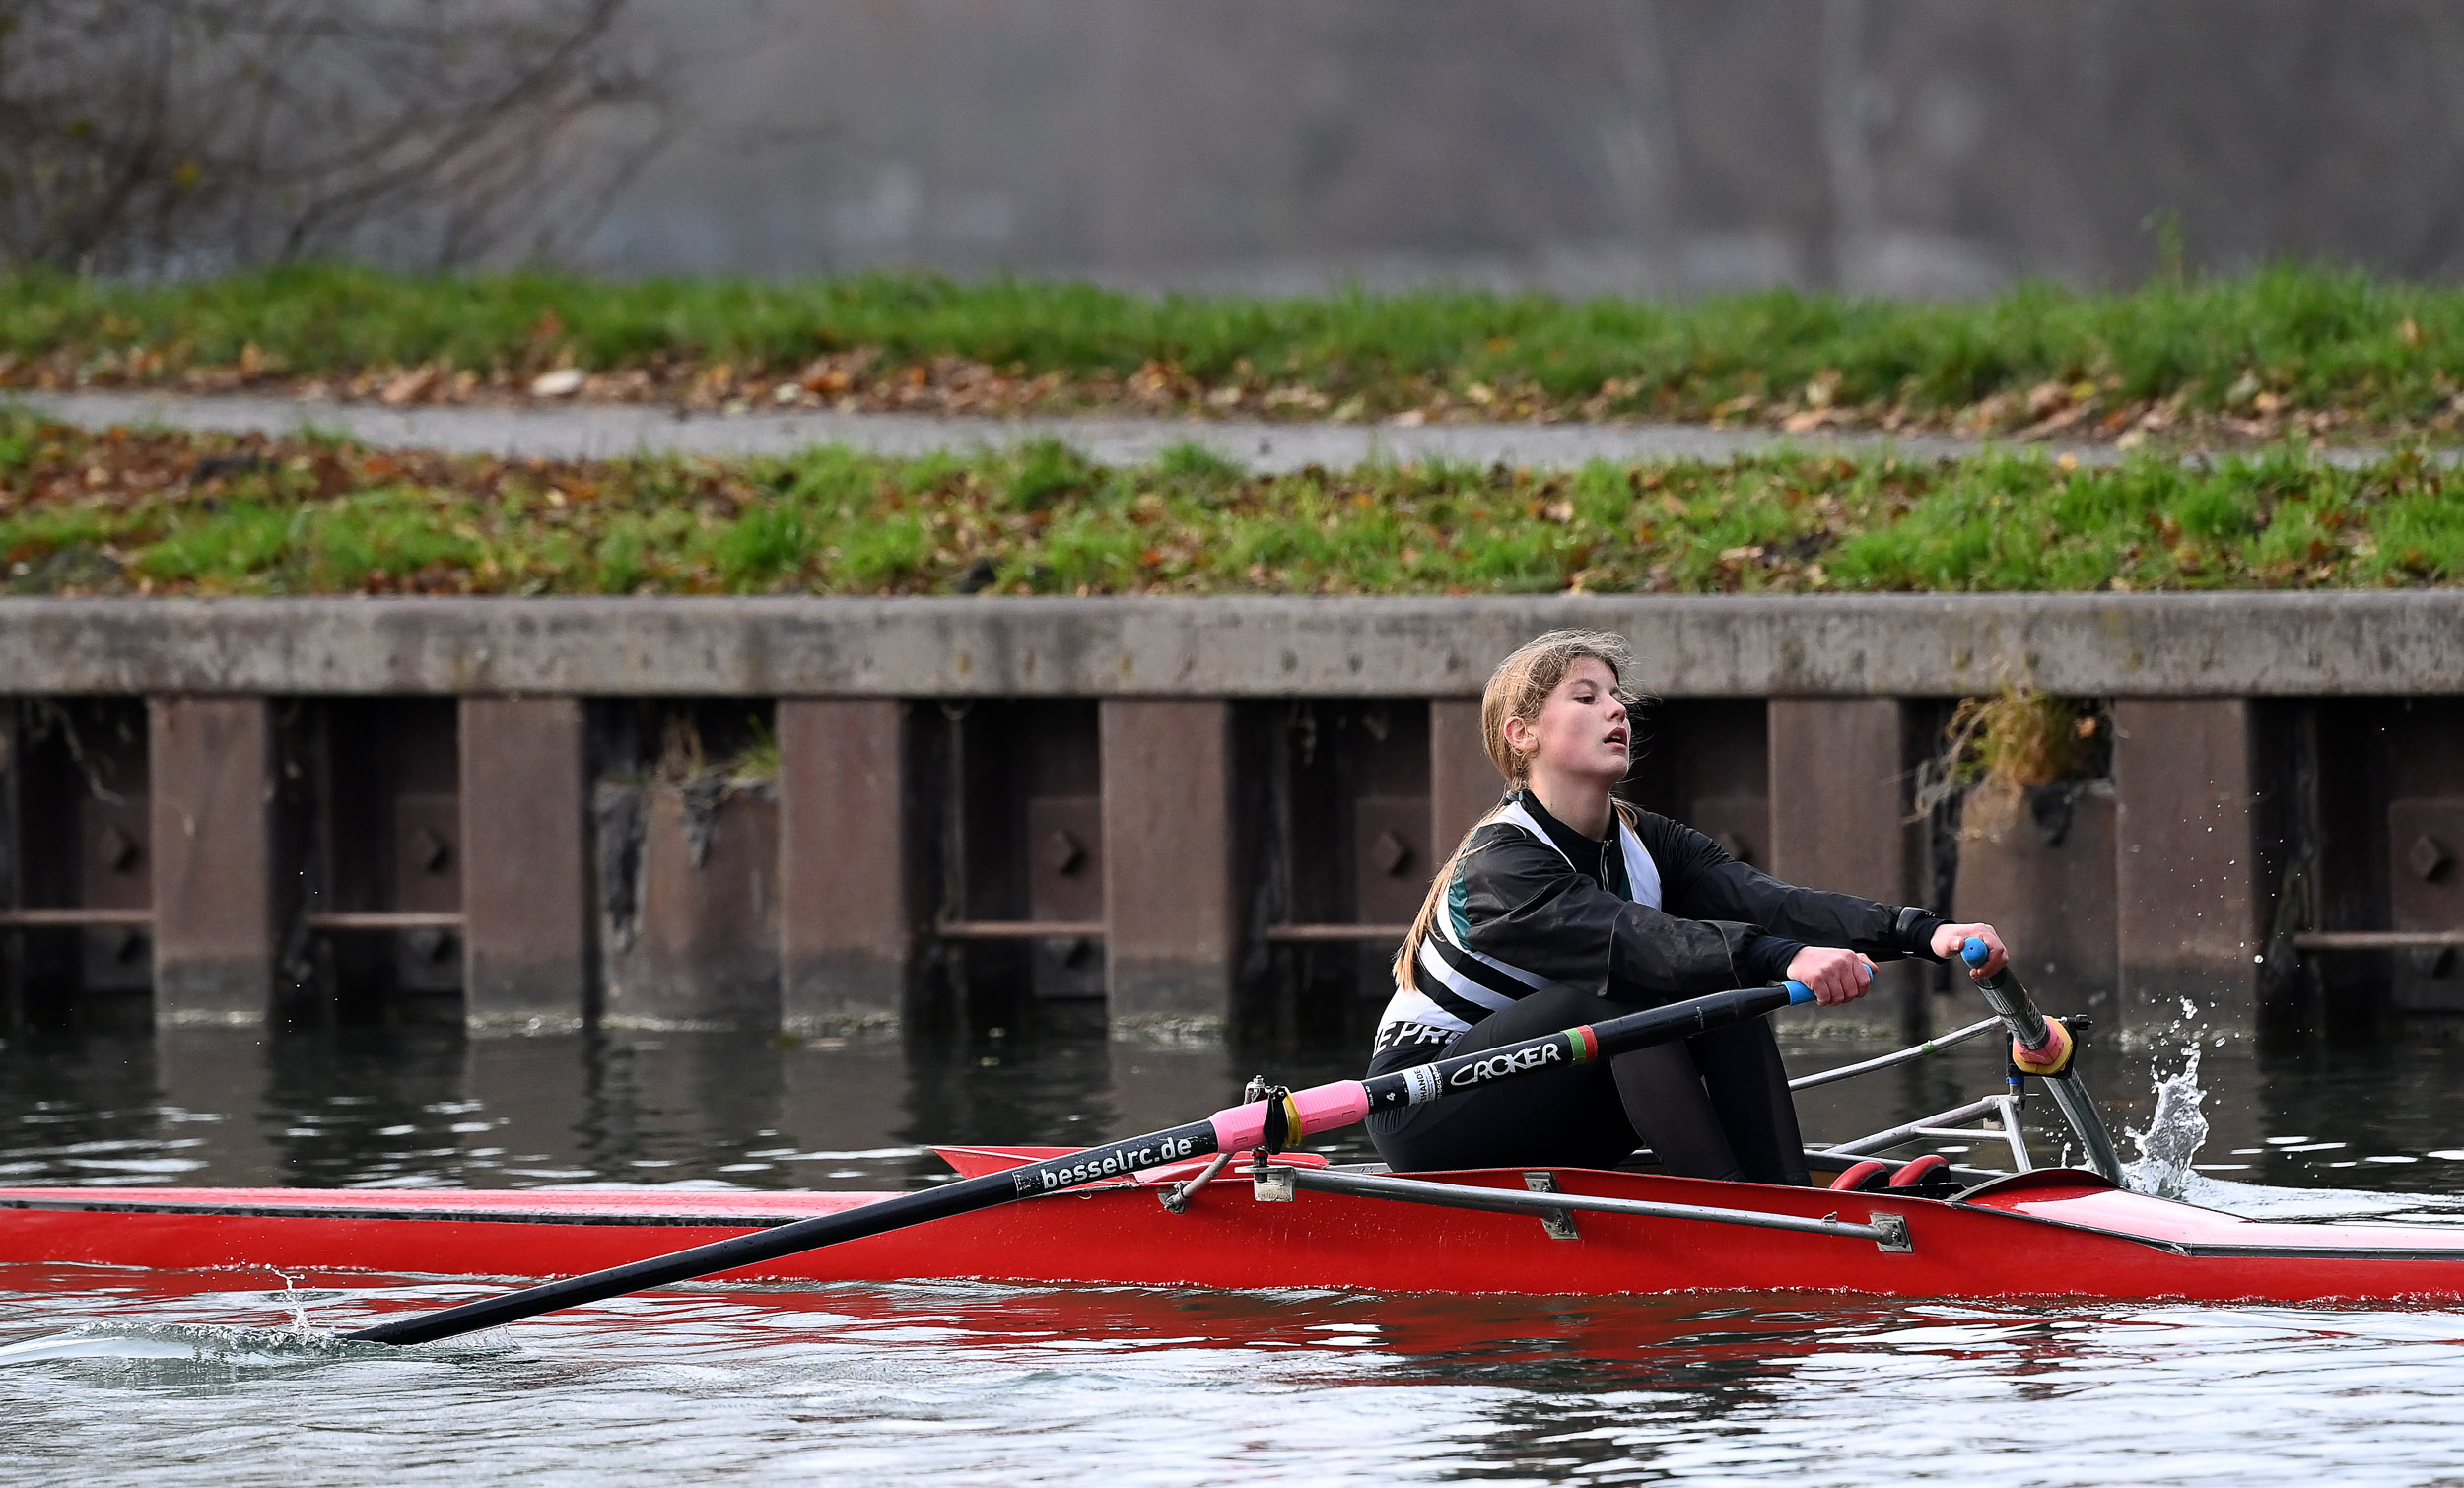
[1,592,2460,1045]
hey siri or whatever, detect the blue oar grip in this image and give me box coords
[1784,979,1815,1004]
[1961,936,1990,968]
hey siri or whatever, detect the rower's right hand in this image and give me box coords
[1787,947,1876,1005]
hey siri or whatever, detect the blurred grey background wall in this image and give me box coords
[530,1,2464,293]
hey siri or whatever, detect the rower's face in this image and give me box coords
[1524,658,1630,781]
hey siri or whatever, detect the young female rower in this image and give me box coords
[1367,629,2008,1184]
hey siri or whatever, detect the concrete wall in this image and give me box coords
[6,594,2460,1045]
[3,593,2457,700]
[526,0,2464,293]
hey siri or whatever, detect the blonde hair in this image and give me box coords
[1391,629,1640,992]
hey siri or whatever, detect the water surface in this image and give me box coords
[9,1014,2464,1484]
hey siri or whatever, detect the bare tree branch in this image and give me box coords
[0,0,673,272]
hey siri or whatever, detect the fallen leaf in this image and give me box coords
[380,367,439,405]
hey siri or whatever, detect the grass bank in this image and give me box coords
[0,413,2454,597]
[10,264,2464,443]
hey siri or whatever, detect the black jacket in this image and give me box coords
[1368,791,1947,1069]
[1449,791,1943,1003]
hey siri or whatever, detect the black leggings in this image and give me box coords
[1366,985,1811,1184]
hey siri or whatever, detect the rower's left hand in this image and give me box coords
[1933,922,2007,976]
[1788,946,1877,1005]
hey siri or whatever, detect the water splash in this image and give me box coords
[267,1267,318,1340]
[0,1274,380,1375]
[0,1321,359,1369]
[2122,1044,2210,1198]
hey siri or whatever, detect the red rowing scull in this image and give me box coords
[6,1147,2464,1307]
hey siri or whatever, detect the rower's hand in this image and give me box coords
[1933,922,2007,976]
[1787,947,1876,1005]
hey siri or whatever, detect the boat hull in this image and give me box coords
[8,1162,2464,1307]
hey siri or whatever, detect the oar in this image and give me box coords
[1961,936,2125,1183]
[347,979,1815,1346]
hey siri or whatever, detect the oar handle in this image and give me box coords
[1961,937,2125,1183]
[1961,936,2055,1052]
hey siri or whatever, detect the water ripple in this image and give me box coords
[5,1273,2464,1485]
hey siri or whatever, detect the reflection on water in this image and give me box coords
[0,1018,1380,1192]
[12,1009,2464,1202]
[5,1266,2464,1486]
